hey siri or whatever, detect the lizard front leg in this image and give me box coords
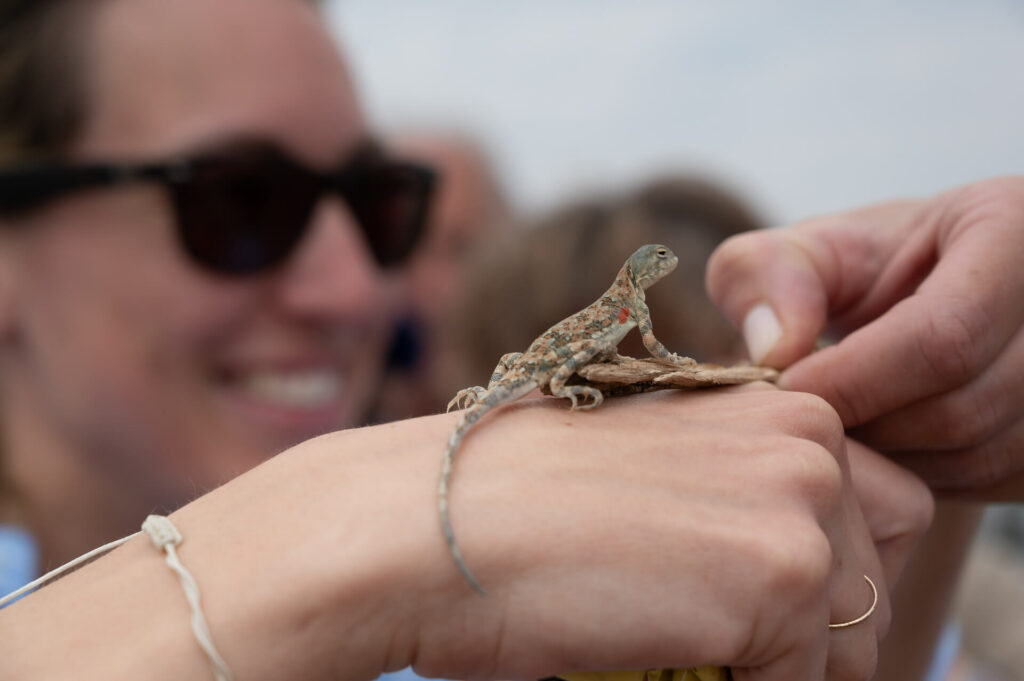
[548,343,607,410]
[636,304,697,368]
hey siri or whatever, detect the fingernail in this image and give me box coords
[743,304,782,365]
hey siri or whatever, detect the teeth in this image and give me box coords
[242,370,342,408]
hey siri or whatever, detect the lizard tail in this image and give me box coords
[440,403,490,596]
[439,381,537,596]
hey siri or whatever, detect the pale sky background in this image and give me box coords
[326,1,1024,225]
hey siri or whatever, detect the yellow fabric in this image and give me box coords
[561,666,729,681]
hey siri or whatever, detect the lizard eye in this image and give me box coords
[656,247,668,258]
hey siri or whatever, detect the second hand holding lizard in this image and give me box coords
[441,244,695,595]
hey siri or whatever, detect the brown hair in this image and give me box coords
[0,0,97,517]
[0,0,97,165]
[0,0,324,166]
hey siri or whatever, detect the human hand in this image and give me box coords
[706,177,1024,499]
[0,387,931,681]
[336,387,926,681]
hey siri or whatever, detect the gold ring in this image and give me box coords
[828,575,878,629]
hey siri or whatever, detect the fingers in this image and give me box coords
[888,420,1024,499]
[824,573,885,681]
[782,204,1024,427]
[844,440,934,585]
[706,201,925,369]
[705,228,829,368]
[419,388,894,681]
[708,178,1024,434]
[819,441,895,681]
[851,323,1024,452]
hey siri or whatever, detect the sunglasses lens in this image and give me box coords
[170,145,434,276]
[346,163,434,268]
[173,154,318,275]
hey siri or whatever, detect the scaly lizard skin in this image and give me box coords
[441,244,696,595]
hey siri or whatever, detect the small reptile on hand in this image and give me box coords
[441,244,695,595]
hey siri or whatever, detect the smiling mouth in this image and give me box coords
[233,369,345,410]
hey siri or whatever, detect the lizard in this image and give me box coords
[440,243,696,595]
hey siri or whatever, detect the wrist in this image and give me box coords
[0,416,458,681]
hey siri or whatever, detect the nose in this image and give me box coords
[273,196,384,320]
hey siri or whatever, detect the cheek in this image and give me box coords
[19,231,230,395]
[8,198,261,477]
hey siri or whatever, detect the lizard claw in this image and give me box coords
[661,353,697,368]
[447,387,486,412]
[561,386,604,411]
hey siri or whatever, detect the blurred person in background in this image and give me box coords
[373,131,511,421]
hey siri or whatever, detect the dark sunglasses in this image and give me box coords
[0,140,437,275]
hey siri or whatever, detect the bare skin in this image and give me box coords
[707,176,1024,499]
[441,245,697,594]
[0,388,931,681]
[706,176,1024,679]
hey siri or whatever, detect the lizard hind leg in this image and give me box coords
[447,386,488,412]
[447,352,525,413]
[548,344,606,410]
[554,384,604,411]
[488,352,523,388]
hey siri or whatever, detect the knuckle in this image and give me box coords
[925,387,1006,449]
[917,301,990,389]
[706,232,774,300]
[944,439,1021,490]
[749,519,833,606]
[775,391,847,453]
[776,438,846,516]
[957,177,1024,221]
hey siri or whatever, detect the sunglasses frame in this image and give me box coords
[0,141,437,275]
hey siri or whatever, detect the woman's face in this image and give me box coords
[0,0,391,506]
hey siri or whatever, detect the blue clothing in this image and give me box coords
[378,668,430,681]
[0,525,38,604]
[924,622,962,681]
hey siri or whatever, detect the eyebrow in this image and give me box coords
[0,135,388,215]
[175,133,383,168]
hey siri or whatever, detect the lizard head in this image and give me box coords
[629,244,678,290]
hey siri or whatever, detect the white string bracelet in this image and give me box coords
[0,515,233,681]
[141,514,234,681]
[0,532,138,608]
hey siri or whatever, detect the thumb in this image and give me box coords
[706,201,924,369]
[705,228,828,368]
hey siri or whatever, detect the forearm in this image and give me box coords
[0,532,224,679]
[0,419,446,681]
[0,388,932,681]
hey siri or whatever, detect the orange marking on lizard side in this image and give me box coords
[618,306,630,324]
